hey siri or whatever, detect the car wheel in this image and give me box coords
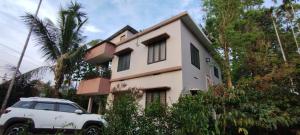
[4,123,29,135]
[83,125,102,135]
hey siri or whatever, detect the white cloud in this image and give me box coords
[84,24,103,33]
[0,0,62,81]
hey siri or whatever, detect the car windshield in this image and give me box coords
[72,103,88,114]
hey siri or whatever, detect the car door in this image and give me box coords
[53,103,81,129]
[31,102,57,129]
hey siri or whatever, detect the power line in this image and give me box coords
[0,43,42,62]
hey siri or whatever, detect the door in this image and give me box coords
[31,102,57,129]
[53,103,81,129]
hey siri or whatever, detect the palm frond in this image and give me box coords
[59,2,87,53]
[21,65,54,80]
[23,14,61,61]
[64,45,87,74]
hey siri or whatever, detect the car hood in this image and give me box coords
[82,114,107,126]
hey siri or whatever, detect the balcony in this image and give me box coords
[77,77,110,95]
[85,42,115,65]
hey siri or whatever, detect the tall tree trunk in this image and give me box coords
[220,32,233,88]
[272,17,287,63]
[54,73,64,97]
[54,57,65,97]
[290,4,300,54]
[224,46,233,88]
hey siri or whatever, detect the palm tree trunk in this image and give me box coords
[54,73,64,97]
[53,57,65,97]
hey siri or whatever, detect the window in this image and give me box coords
[214,66,219,78]
[190,44,200,69]
[12,101,33,109]
[146,90,166,107]
[148,40,166,64]
[120,35,126,41]
[117,53,131,71]
[34,102,55,111]
[58,104,78,113]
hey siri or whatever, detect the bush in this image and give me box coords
[103,92,219,135]
[102,87,300,135]
[104,93,138,135]
[169,93,220,135]
[136,102,172,135]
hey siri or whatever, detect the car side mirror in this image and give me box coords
[74,109,83,114]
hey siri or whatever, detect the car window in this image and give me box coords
[72,103,88,114]
[58,104,78,113]
[12,101,33,109]
[34,102,55,111]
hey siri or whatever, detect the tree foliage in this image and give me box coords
[23,2,87,97]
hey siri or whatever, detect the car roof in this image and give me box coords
[20,97,74,104]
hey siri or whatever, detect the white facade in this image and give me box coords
[102,12,222,108]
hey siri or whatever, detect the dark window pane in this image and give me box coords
[148,45,154,63]
[58,104,78,113]
[154,44,160,62]
[160,41,166,60]
[152,92,160,102]
[148,40,166,64]
[146,90,166,107]
[190,44,200,69]
[117,53,131,71]
[12,101,33,109]
[214,66,219,78]
[34,102,55,111]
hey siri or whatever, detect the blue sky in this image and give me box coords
[0,0,279,83]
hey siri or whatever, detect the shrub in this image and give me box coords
[169,92,220,135]
[104,93,138,135]
[136,102,172,135]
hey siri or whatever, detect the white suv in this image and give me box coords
[0,97,107,135]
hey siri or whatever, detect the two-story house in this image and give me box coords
[77,12,222,112]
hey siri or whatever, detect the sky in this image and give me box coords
[0,0,279,83]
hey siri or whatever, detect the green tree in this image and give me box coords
[23,2,87,97]
[204,0,242,88]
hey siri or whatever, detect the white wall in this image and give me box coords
[110,30,135,44]
[111,20,182,80]
[180,21,222,93]
[110,71,182,108]
[107,19,222,108]
[109,20,183,108]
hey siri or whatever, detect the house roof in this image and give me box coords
[106,25,138,41]
[86,25,137,52]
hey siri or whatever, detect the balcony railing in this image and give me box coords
[77,77,110,95]
[85,42,115,65]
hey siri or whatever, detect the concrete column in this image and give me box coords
[87,97,93,113]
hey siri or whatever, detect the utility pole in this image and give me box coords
[1,0,43,111]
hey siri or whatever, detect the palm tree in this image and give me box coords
[23,2,87,97]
